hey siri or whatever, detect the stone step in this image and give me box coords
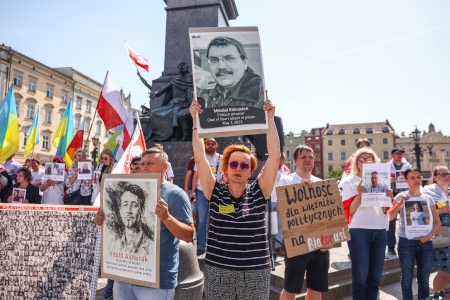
[269,255,401,300]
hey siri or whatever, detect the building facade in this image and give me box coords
[0,44,137,164]
[284,131,307,173]
[304,127,324,178]
[321,121,396,178]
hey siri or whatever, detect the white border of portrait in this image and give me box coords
[189,26,268,138]
[100,174,161,288]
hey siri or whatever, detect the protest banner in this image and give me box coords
[0,204,100,299]
[276,178,349,258]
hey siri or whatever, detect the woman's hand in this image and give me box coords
[413,236,429,243]
[7,196,12,203]
[190,92,203,120]
[94,210,106,226]
[22,199,29,204]
[357,181,365,195]
[386,189,394,199]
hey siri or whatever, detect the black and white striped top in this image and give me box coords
[205,180,270,270]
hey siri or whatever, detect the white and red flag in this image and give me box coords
[113,113,146,174]
[124,41,149,72]
[66,117,85,165]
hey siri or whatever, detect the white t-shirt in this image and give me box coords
[194,153,222,191]
[340,174,387,229]
[42,181,65,205]
[31,169,44,185]
[165,162,174,180]
[273,173,322,202]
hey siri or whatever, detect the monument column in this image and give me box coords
[150,0,238,111]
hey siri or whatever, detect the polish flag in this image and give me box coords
[125,41,149,72]
[66,117,85,165]
[113,113,146,174]
[97,72,130,130]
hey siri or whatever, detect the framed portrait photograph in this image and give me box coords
[100,174,160,288]
[77,161,92,180]
[189,26,268,138]
[361,163,391,207]
[403,198,433,239]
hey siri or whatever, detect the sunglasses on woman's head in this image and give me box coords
[229,161,250,171]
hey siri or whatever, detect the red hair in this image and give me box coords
[221,144,257,182]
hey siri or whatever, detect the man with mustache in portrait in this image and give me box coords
[203,36,264,108]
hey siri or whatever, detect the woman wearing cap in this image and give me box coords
[40,156,67,205]
[190,93,279,300]
[65,150,92,205]
[389,168,440,300]
[424,166,450,296]
[340,147,393,299]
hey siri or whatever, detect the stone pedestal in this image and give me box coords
[174,241,204,300]
[150,0,238,111]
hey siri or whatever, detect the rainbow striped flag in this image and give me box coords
[0,84,19,163]
[24,105,40,157]
[52,98,74,166]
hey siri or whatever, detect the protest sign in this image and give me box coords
[276,179,349,257]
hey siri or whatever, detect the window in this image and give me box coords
[44,109,51,123]
[367,127,373,133]
[86,101,91,113]
[341,140,345,146]
[315,144,320,152]
[42,135,50,150]
[328,165,333,172]
[446,150,450,156]
[354,128,360,134]
[26,104,34,119]
[327,129,333,135]
[383,151,389,160]
[328,140,332,146]
[328,153,333,160]
[431,150,437,156]
[315,166,320,174]
[286,150,290,158]
[76,97,82,109]
[46,86,53,98]
[13,74,22,87]
[96,123,101,135]
[23,135,28,147]
[75,117,81,129]
[84,120,90,132]
[382,126,390,133]
[383,138,388,144]
[61,93,68,103]
[15,101,20,116]
[341,152,346,160]
[368,138,373,144]
[338,128,345,134]
[28,79,36,92]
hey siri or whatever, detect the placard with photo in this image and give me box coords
[189,26,268,138]
[403,198,433,239]
[100,174,160,288]
[12,188,26,204]
[361,163,391,207]
[43,163,65,182]
[77,162,92,180]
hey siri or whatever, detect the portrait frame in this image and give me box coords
[100,174,161,288]
[189,26,268,138]
[12,188,26,203]
[361,163,391,207]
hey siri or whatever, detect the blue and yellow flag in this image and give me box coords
[52,98,74,166]
[0,84,19,163]
[24,105,40,157]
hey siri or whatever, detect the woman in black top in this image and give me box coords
[7,168,41,204]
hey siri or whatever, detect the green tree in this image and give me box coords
[329,168,343,179]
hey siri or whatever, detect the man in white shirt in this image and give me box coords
[30,158,44,188]
[276,145,332,300]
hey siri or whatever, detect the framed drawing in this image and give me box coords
[100,174,160,288]
[189,26,268,138]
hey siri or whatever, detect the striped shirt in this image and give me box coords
[206,180,270,270]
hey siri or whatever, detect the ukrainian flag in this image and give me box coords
[0,84,19,163]
[52,98,74,166]
[24,105,40,157]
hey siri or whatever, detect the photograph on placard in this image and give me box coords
[77,162,92,180]
[12,188,26,203]
[403,198,433,239]
[189,26,268,138]
[361,163,391,207]
[100,174,160,288]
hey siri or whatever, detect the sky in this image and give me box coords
[2,0,450,137]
